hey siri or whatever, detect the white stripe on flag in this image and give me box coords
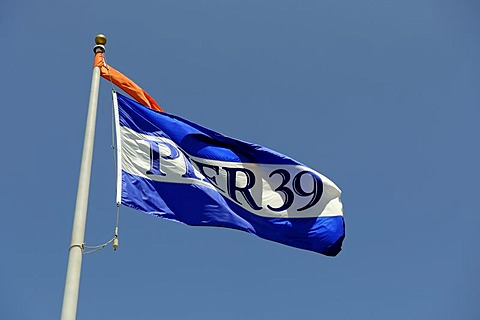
[120,125,343,219]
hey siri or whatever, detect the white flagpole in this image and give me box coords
[61,34,106,320]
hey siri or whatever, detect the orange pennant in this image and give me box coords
[94,52,163,112]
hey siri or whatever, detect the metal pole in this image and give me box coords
[61,34,107,320]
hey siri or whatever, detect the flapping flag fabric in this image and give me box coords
[114,92,345,256]
[94,52,163,112]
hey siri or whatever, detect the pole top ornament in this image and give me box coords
[95,34,107,45]
[94,34,106,53]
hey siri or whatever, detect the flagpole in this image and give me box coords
[61,34,106,320]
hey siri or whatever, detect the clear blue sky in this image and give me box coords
[1,1,479,319]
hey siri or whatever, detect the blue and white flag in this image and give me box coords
[113,92,345,256]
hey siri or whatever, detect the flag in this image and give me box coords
[94,52,163,112]
[113,92,345,256]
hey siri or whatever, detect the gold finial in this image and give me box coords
[95,34,107,45]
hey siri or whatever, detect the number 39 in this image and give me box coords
[267,169,323,212]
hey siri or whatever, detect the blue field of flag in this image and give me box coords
[114,92,345,256]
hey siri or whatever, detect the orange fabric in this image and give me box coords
[94,53,163,112]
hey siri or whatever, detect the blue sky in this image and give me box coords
[1,1,479,319]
